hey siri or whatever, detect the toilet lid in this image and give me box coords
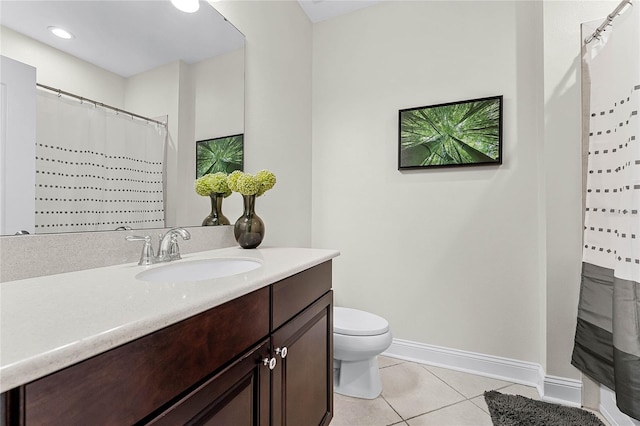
[334,307,389,336]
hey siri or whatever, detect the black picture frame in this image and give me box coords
[196,134,244,178]
[398,95,503,170]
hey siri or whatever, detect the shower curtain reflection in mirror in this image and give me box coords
[35,90,167,233]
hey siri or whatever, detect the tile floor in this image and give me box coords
[330,356,610,426]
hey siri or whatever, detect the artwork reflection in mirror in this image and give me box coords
[196,134,244,178]
[0,0,245,236]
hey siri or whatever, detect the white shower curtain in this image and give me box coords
[35,90,166,233]
[572,2,640,420]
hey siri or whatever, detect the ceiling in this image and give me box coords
[297,0,382,23]
[0,0,244,78]
[0,0,379,78]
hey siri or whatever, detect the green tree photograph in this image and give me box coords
[399,96,502,169]
[196,134,244,177]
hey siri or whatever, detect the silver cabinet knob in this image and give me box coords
[275,347,288,359]
[263,357,277,370]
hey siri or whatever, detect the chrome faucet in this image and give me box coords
[126,227,191,265]
[156,227,191,262]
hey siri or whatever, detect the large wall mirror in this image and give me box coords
[0,0,245,236]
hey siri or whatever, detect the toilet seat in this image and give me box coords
[334,307,389,336]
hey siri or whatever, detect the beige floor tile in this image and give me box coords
[379,355,405,368]
[469,395,490,414]
[380,362,466,419]
[497,383,541,400]
[406,400,494,426]
[332,360,612,425]
[331,393,403,426]
[423,365,513,398]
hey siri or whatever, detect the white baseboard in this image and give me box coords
[382,338,582,407]
[600,385,640,426]
[542,375,582,407]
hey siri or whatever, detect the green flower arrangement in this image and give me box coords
[255,170,276,196]
[227,170,243,193]
[228,170,276,196]
[195,172,232,197]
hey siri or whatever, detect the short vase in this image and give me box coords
[202,193,230,226]
[234,194,264,249]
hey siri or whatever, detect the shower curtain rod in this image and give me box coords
[585,0,633,44]
[36,83,167,127]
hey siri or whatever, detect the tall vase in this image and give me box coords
[234,194,264,249]
[202,193,230,226]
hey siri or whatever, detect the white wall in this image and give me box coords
[312,0,545,364]
[193,49,245,141]
[210,0,313,248]
[188,49,246,226]
[0,26,125,106]
[125,61,182,228]
[311,0,624,387]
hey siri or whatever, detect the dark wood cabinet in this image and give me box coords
[271,292,333,426]
[16,286,270,425]
[148,339,271,426]
[3,261,333,426]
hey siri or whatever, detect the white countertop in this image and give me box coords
[0,246,339,393]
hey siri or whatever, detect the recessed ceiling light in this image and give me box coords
[48,26,74,39]
[171,0,199,13]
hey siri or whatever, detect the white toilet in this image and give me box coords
[333,307,392,399]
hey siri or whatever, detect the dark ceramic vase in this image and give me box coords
[202,193,230,226]
[234,194,264,249]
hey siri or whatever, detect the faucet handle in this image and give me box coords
[168,234,182,261]
[126,235,155,266]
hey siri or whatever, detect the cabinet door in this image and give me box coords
[148,339,271,426]
[271,291,333,426]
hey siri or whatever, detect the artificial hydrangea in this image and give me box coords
[228,170,277,196]
[194,172,231,197]
[227,170,243,193]
[255,170,276,196]
[235,173,260,195]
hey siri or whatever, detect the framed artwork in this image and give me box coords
[398,95,503,170]
[196,134,244,177]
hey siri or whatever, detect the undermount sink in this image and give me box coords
[135,258,262,283]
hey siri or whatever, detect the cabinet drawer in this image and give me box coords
[149,339,271,426]
[272,261,332,331]
[23,286,270,425]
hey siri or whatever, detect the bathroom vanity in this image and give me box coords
[0,247,338,425]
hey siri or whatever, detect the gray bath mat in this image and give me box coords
[483,390,605,426]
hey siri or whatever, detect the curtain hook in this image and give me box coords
[57,89,61,98]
